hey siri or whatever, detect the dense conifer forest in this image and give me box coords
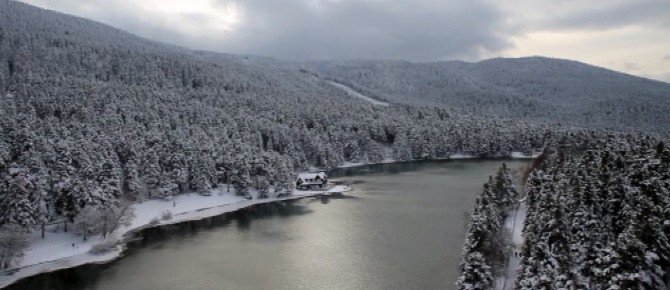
[457,135,670,289]
[1,1,669,287]
[0,0,550,232]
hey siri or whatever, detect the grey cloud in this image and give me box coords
[537,0,670,31]
[208,0,514,61]
[623,61,641,72]
[25,0,181,42]
[647,71,670,83]
[19,0,670,67]
[22,0,515,61]
[662,72,670,82]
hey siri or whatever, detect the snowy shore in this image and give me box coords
[0,185,351,289]
[338,152,540,168]
[0,153,538,288]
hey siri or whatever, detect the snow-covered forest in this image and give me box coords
[1,0,670,286]
[457,163,519,289]
[518,137,670,289]
[0,0,552,238]
[309,59,670,133]
[457,135,670,289]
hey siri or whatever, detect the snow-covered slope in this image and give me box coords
[327,81,388,106]
[3,0,669,134]
[0,0,554,261]
[308,58,670,133]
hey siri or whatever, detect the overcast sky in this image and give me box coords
[20,0,670,82]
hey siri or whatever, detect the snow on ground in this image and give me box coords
[0,185,351,288]
[2,155,536,288]
[449,153,475,160]
[510,151,542,159]
[339,158,397,168]
[336,145,396,168]
[327,81,389,106]
[496,203,526,290]
[338,150,537,169]
[338,153,480,167]
[450,152,541,160]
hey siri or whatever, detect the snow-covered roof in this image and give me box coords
[297,172,327,180]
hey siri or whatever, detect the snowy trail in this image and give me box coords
[0,185,351,289]
[496,202,526,290]
[327,81,389,106]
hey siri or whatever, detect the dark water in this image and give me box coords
[7,160,527,290]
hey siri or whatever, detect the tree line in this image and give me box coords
[456,163,519,289]
[517,136,669,289]
[457,134,670,289]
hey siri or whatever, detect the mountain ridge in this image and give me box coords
[1,0,669,136]
[306,56,670,132]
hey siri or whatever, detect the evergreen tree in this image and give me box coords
[230,155,251,196]
[456,251,494,290]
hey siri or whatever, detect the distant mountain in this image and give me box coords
[0,0,554,219]
[2,1,668,135]
[1,1,668,286]
[307,57,670,133]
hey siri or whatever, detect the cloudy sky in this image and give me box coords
[20,0,670,82]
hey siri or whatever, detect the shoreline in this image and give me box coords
[0,186,350,289]
[0,154,537,289]
[334,152,539,170]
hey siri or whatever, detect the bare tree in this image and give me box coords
[101,200,135,239]
[74,201,136,241]
[73,206,103,241]
[0,224,29,269]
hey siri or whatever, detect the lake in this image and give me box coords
[7,160,528,290]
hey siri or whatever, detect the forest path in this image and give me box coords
[496,202,526,290]
[326,81,389,106]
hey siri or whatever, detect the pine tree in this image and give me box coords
[123,157,142,199]
[0,170,43,228]
[456,251,494,290]
[392,131,413,161]
[189,155,213,193]
[610,223,647,289]
[492,163,518,209]
[142,148,162,198]
[230,154,251,196]
[257,176,270,198]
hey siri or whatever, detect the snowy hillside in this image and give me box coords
[308,58,670,133]
[326,81,389,106]
[0,0,668,287]
[0,0,553,241]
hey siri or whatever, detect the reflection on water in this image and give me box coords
[8,160,527,290]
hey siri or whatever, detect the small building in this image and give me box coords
[296,172,328,190]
